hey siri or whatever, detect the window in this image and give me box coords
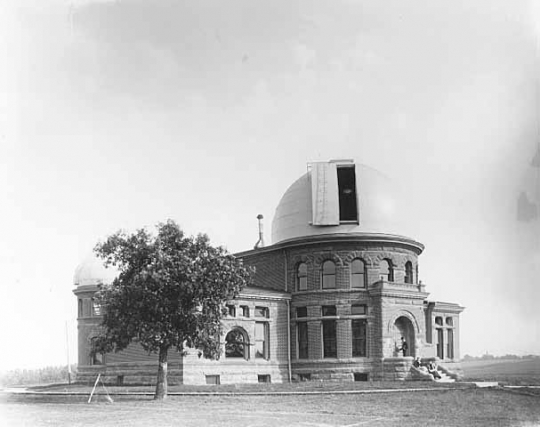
[78,299,83,317]
[225,329,248,359]
[206,375,220,385]
[255,322,269,359]
[90,338,103,365]
[446,317,453,326]
[354,373,369,382]
[352,319,367,357]
[321,260,336,289]
[297,322,309,359]
[92,298,101,316]
[379,259,394,282]
[435,316,443,326]
[405,261,414,284]
[241,305,250,317]
[297,262,308,291]
[351,259,366,288]
[91,352,103,365]
[337,166,358,221]
[322,305,336,316]
[255,306,269,318]
[322,320,337,358]
[298,373,311,381]
[258,374,271,383]
[227,305,236,317]
[296,307,308,318]
[351,304,366,315]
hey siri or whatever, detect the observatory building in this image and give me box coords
[73,160,464,384]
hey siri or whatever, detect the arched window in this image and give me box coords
[379,259,394,282]
[297,262,307,291]
[404,261,414,284]
[225,328,249,359]
[321,260,336,289]
[351,259,366,288]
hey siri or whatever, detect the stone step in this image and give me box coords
[435,372,455,383]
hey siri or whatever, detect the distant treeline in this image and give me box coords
[0,364,77,387]
[463,354,540,361]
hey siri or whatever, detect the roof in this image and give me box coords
[271,161,412,245]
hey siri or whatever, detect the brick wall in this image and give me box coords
[241,249,286,291]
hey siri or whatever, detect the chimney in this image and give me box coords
[254,214,265,249]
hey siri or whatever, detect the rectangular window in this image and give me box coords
[351,304,366,315]
[227,305,236,317]
[337,166,358,222]
[322,320,337,358]
[205,375,220,385]
[92,299,101,316]
[255,306,269,318]
[78,299,83,317]
[241,305,250,317]
[352,319,367,357]
[258,374,271,383]
[322,305,336,316]
[297,322,309,359]
[255,322,269,359]
[296,307,308,318]
[354,372,369,381]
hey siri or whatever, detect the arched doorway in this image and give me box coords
[393,316,415,357]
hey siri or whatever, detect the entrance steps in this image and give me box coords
[435,371,455,383]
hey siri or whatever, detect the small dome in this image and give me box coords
[271,162,409,244]
[73,253,119,287]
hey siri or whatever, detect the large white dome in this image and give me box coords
[271,162,408,244]
[73,253,119,287]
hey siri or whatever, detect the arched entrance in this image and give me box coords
[393,316,415,357]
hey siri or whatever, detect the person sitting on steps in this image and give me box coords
[427,361,441,379]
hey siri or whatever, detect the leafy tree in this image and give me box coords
[91,220,252,400]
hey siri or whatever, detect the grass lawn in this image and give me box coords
[1,386,540,427]
[2,359,540,427]
[461,358,540,385]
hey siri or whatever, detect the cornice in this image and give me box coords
[235,233,425,258]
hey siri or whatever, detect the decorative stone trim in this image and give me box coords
[343,251,374,267]
[387,310,421,334]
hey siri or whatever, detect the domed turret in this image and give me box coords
[73,253,119,287]
[271,161,408,244]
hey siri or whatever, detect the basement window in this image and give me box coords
[205,375,220,385]
[337,166,358,222]
[354,372,369,382]
[258,374,271,383]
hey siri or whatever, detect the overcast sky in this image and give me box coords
[1,0,539,370]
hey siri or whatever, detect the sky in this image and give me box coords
[1,0,539,371]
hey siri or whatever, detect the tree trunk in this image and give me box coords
[154,345,169,400]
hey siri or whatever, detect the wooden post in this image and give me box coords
[88,374,101,403]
